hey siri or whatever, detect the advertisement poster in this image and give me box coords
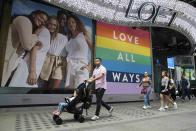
[0,0,3,28]
[96,22,152,94]
[1,0,93,91]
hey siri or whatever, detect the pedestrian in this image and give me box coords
[87,58,113,121]
[158,71,177,111]
[139,72,152,109]
[164,78,177,109]
[181,74,191,101]
[168,79,176,102]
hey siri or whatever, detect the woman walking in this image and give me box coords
[158,71,177,111]
[169,78,176,102]
[139,72,152,109]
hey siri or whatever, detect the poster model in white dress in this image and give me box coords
[65,32,89,89]
[9,27,50,87]
[48,33,68,57]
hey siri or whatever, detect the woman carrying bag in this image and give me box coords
[139,72,152,109]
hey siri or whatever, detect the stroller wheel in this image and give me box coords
[78,115,85,123]
[53,115,62,125]
[74,114,79,120]
[53,114,58,121]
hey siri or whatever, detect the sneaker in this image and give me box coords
[164,106,169,109]
[109,106,114,116]
[147,105,152,109]
[158,107,166,112]
[91,115,99,121]
[143,106,148,110]
[53,110,60,116]
[173,102,178,109]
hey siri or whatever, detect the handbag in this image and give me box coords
[141,87,147,94]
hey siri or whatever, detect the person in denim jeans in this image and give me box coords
[139,72,152,109]
[181,74,191,101]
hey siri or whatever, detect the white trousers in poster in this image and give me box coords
[9,58,38,88]
[65,58,89,89]
[8,27,50,87]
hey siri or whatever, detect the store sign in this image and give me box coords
[45,0,196,47]
[125,1,177,26]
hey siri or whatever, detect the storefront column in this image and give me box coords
[0,0,12,85]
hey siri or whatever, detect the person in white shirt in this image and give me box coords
[158,71,177,111]
[65,14,92,91]
[39,17,68,89]
[9,17,50,87]
[5,10,49,86]
[87,58,113,121]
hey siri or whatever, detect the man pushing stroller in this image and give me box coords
[86,58,113,121]
[52,58,113,124]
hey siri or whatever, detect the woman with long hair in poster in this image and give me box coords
[39,17,68,89]
[5,10,49,86]
[65,14,92,92]
[8,10,51,87]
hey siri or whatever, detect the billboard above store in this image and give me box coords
[44,0,196,53]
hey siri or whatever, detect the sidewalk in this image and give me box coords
[0,99,196,131]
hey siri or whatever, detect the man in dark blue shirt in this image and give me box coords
[180,74,191,101]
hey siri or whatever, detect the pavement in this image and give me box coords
[0,98,196,131]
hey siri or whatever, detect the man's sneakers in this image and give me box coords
[158,107,166,112]
[91,115,99,121]
[91,107,113,121]
[173,102,178,109]
[109,106,114,116]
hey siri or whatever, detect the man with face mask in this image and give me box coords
[87,58,113,121]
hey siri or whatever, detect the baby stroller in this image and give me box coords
[53,82,93,125]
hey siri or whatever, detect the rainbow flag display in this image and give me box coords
[96,22,152,94]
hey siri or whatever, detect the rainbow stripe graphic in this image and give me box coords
[96,22,152,94]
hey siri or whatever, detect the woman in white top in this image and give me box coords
[5,10,48,86]
[65,14,92,90]
[158,71,177,111]
[9,25,51,87]
[39,17,68,89]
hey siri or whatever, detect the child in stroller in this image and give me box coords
[52,81,93,125]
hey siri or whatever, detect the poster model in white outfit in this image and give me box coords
[65,32,89,89]
[48,33,68,57]
[39,33,68,88]
[9,27,50,87]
